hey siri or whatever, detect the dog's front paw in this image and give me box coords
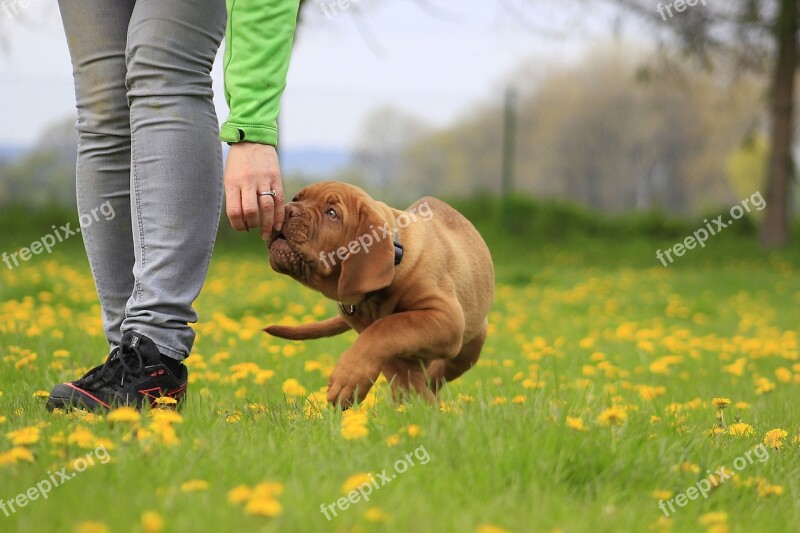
[327,355,380,409]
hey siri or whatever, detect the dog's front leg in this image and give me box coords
[327,306,464,408]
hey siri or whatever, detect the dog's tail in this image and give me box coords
[264,316,351,340]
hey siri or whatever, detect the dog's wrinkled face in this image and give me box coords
[267,182,396,303]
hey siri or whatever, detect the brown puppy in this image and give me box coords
[265,182,494,407]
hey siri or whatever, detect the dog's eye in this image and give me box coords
[325,207,338,220]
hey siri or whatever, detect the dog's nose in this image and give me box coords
[286,203,303,218]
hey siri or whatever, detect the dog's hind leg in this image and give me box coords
[381,359,437,404]
[427,320,487,393]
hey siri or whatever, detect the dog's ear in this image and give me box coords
[337,202,395,305]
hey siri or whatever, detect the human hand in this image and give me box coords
[224,142,285,240]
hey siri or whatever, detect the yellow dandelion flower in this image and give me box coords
[282,344,298,357]
[698,512,728,526]
[33,390,50,399]
[227,485,253,504]
[650,416,661,424]
[757,482,783,497]
[6,426,40,446]
[476,525,511,533]
[763,428,788,449]
[74,521,110,533]
[252,482,284,499]
[728,423,755,437]
[107,406,141,424]
[491,397,508,405]
[566,416,587,432]
[0,416,6,424]
[281,378,307,396]
[637,385,665,401]
[254,370,275,384]
[711,398,730,409]
[67,426,97,449]
[407,424,421,437]
[754,377,775,395]
[679,462,700,474]
[180,479,209,492]
[511,395,526,404]
[140,511,164,533]
[775,367,792,383]
[341,409,369,440]
[154,397,177,407]
[364,507,389,522]
[150,409,183,425]
[651,490,672,500]
[53,349,70,358]
[304,360,322,372]
[734,402,750,410]
[342,472,372,493]
[386,434,400,447]
[341,423,369,440]
[152,423,180,446]
[0,446,35,465]
[597,406,627,427]
[244,497,283,517]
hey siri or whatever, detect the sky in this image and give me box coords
[0,0,638,151]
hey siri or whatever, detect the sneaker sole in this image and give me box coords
[46,383,111,411]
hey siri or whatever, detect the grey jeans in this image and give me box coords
[58,0,227,360]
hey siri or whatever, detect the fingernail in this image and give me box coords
[275,223,283,231]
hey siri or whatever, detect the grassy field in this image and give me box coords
[0,201,798,533]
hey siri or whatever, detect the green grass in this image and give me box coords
[0,200,798,532]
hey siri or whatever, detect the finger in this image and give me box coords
[258,193,275,241]
[241,187,261,232]
[272,185,286,233]
[225,185,247,231]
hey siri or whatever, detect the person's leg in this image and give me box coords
[57,0,137,351]
[123,0,227,360]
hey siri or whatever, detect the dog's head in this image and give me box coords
[268,182,397,304]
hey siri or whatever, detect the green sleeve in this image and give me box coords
[219,0,300,147]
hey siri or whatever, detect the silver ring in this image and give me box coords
[257,190,277,197]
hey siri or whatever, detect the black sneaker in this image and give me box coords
[46,332,188,411]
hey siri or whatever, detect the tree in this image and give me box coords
[608,0,798,247]
[398,48,760,213]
